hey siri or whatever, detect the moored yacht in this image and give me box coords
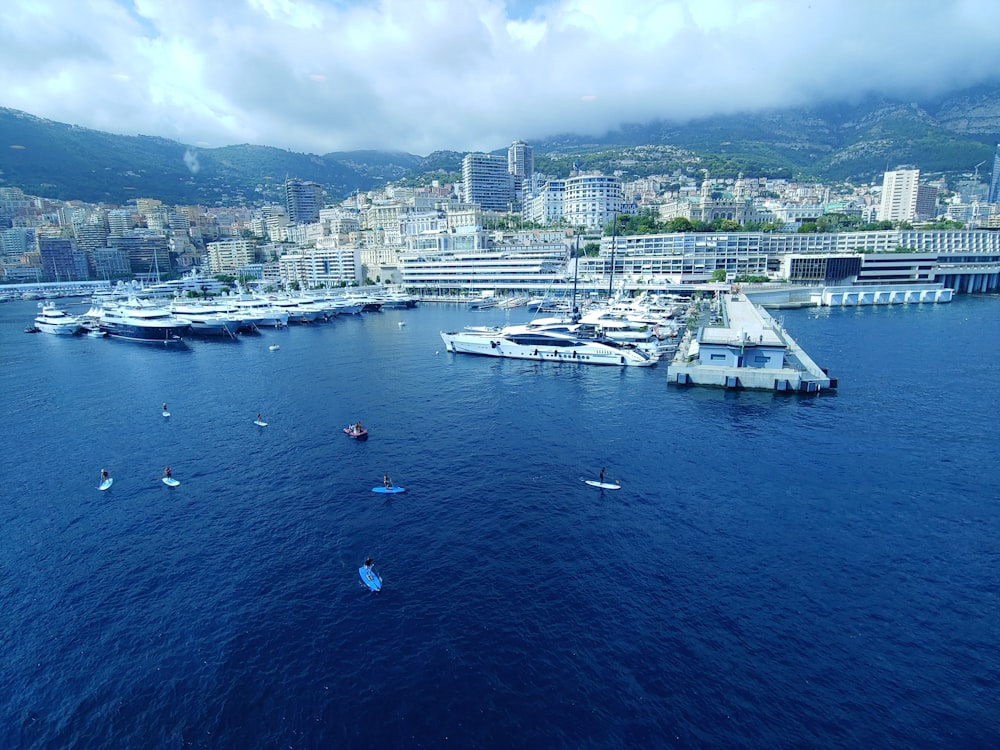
[440,317,658,367]
[33,303,83,335]
[90,298,191,344]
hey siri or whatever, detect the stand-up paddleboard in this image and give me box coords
[372,486,405,494]
[583,479,621,490]
[99,477,114,491]
[359,565,382,591]
[254,420,268,427]
[162,411,170,418]
[162,477,180,487]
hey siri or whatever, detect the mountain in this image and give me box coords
[2,85,1000,205]
[533,86,1000,185]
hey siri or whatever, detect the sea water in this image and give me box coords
[1,297,998,748]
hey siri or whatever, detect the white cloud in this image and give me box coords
[1,0,999,155]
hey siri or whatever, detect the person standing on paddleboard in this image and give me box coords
[101,469,109,483]
[599,467,606,484]
[383,474,391,489]
[164,466,172,479]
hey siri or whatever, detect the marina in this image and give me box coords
[1,295,998,748]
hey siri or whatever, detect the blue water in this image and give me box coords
[1,297,998,749]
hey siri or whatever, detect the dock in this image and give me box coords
[668,293,835,393]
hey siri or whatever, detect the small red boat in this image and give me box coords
[344,425,368,440]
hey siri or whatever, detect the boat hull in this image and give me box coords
[440,331,656,367]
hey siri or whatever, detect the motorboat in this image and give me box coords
[440,317,658,367]
[33,303,83,335]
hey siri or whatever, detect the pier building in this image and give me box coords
[669,294,833,393]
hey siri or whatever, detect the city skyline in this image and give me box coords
[3,1,1000,157]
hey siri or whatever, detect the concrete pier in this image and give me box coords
[668,293,834,393]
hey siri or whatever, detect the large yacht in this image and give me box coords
[33,303,84,335]
[88,298,191,344]
[440,317,658,367]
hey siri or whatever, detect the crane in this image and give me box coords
[973,160,986,182]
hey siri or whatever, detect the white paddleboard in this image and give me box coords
[584,479,621,490]
[162,477,180,486]
[254,420,268,427]
[99,477,113,491]
[162,411,170,418]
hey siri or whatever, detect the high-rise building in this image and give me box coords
[988,144,1000,204]
[507,140,533,181]
[461,154,515,212]
[38,237,89,281]
[877,169,936,222]
[285,179,324,224]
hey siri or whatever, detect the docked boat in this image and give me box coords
[169,301,242,337]
[33,303,84,335]
[440,318,658,367]
[87,298,191,344]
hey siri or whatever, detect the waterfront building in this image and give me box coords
[109,234,172,278]
[92,247,132,280]
[399,247,568,295]
[578,230,1000,293]
[277,246,361,288]
[461,153,515,212]
[285,178,324,224]
[563,173,622,230]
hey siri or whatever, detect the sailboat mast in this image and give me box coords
[571,235,580,322]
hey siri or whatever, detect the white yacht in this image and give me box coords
[33,303,83,335]
[440,317,658,367]
[169,301,241,337]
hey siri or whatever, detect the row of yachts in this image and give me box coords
[441,294,684,368]
[28,292,417,342]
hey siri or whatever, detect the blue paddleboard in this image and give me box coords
[372,486,405,494]
[359,565,382,591]
[99,477,114,491]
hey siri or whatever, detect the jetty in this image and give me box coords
[668,293,835,393]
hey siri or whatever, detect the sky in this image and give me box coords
[3,0,1000,156]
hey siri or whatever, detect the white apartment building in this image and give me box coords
[877,169,938,222]
[563,174,622,230]
[526,180,565,225]
[461,153,515,212]
[207,238,255,274]
[278,246,361,288]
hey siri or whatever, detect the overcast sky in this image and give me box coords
[3,0,1000,156]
